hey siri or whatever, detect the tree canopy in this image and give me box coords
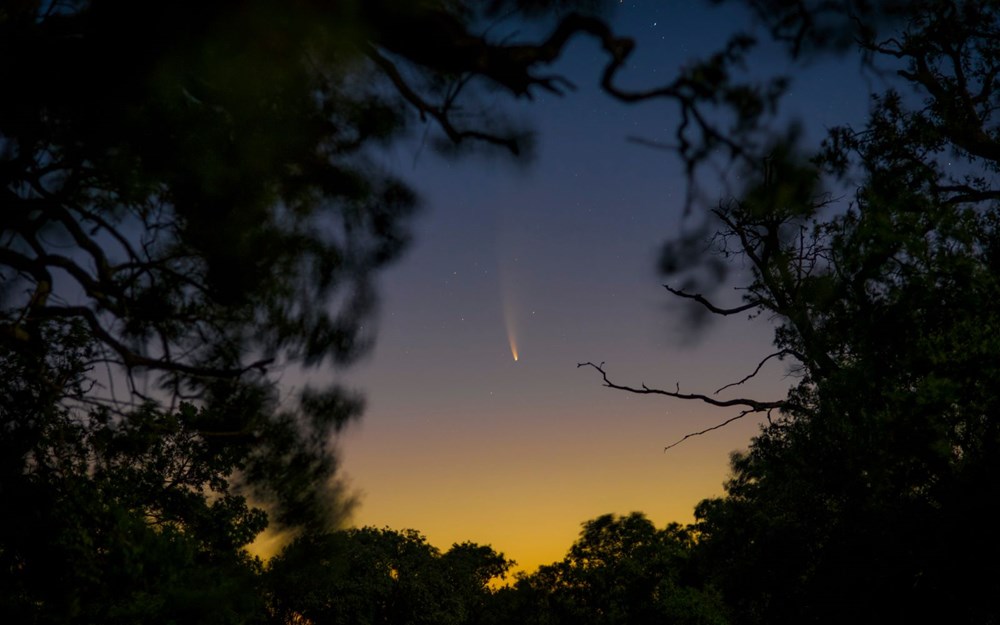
[0,0,638,528]
[266,527,513,625]
[510,513,727,625]
[583,1,1000,622]
[0,1,636,622]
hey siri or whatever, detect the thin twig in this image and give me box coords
[714,349,800,394]
[663,410,753,451]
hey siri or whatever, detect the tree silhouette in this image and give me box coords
[0,1,644,622]
[265,528,513,625]
[507,513,727,625]
[0,322,267,624]
[583,1,1000,623]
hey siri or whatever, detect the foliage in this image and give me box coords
[0,321,267,624]
[265,527,513,625]
[506,513,728,625]
[624,1,1000,623]
[0,1,638,622]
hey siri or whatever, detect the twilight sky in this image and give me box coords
[324,1,872,574]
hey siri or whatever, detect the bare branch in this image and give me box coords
[663,410,755,451]
[714,349,801,394]
[576,361,786,412]
[933,183,1000,205]
[626,136,677,151]
[34,305,272,379]
[663,284,759,316]
[372,12,632,98]
[364,44,524,154]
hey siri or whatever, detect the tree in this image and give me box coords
[509,513,727,625]
[0,321,268,624]
[265,527,513,625]
[583,1,1000,623]
[1,1,651,622]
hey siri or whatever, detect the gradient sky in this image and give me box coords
[322,1,872,574]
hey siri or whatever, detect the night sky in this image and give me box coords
[322,1,872,574]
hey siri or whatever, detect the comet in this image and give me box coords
[504,294,519,362]
[500,255,521,362]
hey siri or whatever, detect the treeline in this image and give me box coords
[268,514,727,625]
